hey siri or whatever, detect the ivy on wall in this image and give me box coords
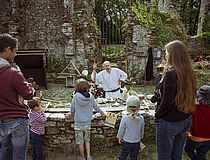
[132,0,184,47]
[192,32,210,49]
[132,1,156,27]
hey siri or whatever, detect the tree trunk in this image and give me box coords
[197,0,210,34]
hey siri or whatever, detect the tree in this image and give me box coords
[197,0,210,34]
[180,0,201,36]
[94,0,128,44]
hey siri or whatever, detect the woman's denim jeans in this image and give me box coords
[155,116,192,160]
[30,131,44,160]
[0,118,29,160]
[184,137,210,160]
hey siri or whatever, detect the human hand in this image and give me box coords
[37,105,45,113]
[118,79,121,85]
[18,94,24,105]
[65,114,71,120]
[101,114,107,118]
[118,138,122,144]
[93,63,97,70]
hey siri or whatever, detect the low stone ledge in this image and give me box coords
[40,109,156,154]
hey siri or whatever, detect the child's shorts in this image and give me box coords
[74,124,91,144]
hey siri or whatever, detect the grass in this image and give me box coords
[39,70,209,160]
[92,142,210,160]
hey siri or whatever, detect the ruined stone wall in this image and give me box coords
[30,111,155,154]
[41,114,118,154]
[0,0,100,71]
[158,0,182,13]
[124,1,161,80]
[0,0,11,30]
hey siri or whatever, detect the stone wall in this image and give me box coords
[0,0,101,71]
[0,0,185,77]
[37,111,155,154]
[158,0,182,13]
[124,1,162,80]
[188,37,210,58]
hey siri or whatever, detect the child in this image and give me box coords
[155,58,166,89]
[184,85,210,160]
[117,96,144,160]
[28,98,47,160]
[66,78,105,160]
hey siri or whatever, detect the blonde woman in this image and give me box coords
[155,40,196,160]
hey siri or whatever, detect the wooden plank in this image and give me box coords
[16,53,46,56]
[45,106,127,113]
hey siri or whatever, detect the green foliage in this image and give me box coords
[94,20,99,29]
[127,62,142,79]
[154,17,179,46]
[94,0,128,44]
[102,45,124,57]
[132,0,184,47]
[132,1,156,27]
[192,32,210,48]
[90,135,106,148]
[180,0,201,35]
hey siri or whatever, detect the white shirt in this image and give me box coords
[91,68,127,98]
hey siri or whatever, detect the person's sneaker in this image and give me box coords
[77,157,86,160]
[87,157,92,160]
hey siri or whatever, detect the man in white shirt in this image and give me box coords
[91,61,127,98]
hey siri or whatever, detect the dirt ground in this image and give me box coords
[27,152,82,160]
[26,150,119,160]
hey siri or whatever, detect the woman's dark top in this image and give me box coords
[155,69,191,122]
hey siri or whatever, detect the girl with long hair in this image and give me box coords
[155,40,196,160]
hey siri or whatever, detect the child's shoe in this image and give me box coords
[77,157,86,160]
[87,157,92,160]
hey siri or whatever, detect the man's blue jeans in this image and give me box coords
[155,116,192,160]
[0,118,29,160]
[184,137,210,160]
[30,131,44,160]
[118,141,140,160]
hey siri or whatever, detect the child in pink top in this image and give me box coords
[29,98,47,160]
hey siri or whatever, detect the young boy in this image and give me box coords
[117,96,144,160]
[184,85,210,160]
[66,78,105,160]
[28,98,47,160]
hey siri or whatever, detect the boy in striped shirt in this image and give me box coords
[29,98,47,160]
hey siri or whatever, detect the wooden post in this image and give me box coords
[144,56,147,86]
[93,59,96,98]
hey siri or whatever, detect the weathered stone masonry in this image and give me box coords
[37,111,155,154]
[0,0,100,72]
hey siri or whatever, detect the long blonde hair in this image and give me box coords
[163,40,196,113]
